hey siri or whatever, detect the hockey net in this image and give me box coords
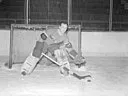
[7,24,82,68]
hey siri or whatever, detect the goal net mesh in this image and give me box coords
[8,24,81,68]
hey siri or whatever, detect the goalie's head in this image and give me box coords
[59,23,68,34]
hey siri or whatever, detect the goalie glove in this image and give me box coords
[74,55,86,68]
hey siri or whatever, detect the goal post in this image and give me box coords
[6,24,82,69]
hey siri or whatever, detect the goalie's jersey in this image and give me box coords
[38,28,69,45]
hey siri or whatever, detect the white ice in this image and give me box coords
[0,56,128,96]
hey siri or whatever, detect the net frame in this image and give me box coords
[7,24,82,69]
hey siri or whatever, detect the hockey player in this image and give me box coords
[21,23,86,76]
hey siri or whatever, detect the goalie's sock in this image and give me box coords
[72,73,91,80]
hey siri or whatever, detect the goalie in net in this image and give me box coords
[21,23,86,76]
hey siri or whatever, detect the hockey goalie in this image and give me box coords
[21,23,86,76]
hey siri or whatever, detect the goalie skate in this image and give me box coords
[21,53,39,75]
[73,64,86,72]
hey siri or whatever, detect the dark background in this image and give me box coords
[0,0,128,31]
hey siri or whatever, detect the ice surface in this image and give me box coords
[0,56,128,96]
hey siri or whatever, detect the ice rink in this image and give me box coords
[0,56,128,96]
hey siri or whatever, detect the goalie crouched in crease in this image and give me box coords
[21,23,86,76]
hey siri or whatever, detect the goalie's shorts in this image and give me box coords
[21,53,39,75]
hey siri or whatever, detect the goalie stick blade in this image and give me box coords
[72,73,92,81]
[41,53,92,81]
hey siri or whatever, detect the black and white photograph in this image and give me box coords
[0,0,128,96]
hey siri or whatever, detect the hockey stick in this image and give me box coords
[41,53,92,81]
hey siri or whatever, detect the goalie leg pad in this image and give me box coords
[21,53,39,75]
[54,49,70,76]
[32,41,48,58]
[54,49,68,65]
